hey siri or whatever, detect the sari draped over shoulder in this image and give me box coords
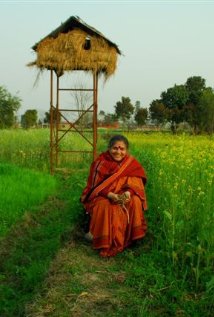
[81,151,148,257]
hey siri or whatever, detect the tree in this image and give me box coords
[114,97,134,122]
[21,109,38,129]
[149,75,212,134]
[99,110,105,116]
[134,107,148,126]
[198,88,214,134]
[44,111,50,123]
[161,84,189,110]
[98,110,105,126]
[149,99,167,125]
[44,108,61,124]
[185,76,206,105]
[161,84,189,130]
[0,86,21,128]
[185,76,206,133]
[134,100,141,114]
[103,113,118,126]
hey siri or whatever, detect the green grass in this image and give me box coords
[0,163,57,237]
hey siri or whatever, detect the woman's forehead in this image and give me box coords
[111,141,127,148]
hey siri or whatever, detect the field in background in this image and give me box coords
[0,129,213,316]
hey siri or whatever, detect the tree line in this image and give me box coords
[100,76,214,134]
[150,76,214,134]
[0,75,214,133]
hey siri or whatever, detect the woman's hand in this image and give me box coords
[107,192,119,203]
[107,191,131,205]
[123,191,131,203]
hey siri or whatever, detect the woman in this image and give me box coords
[81,135,147,257]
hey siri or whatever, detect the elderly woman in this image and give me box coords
[81,135,147,257]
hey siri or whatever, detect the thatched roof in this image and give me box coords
[28,16,121,78]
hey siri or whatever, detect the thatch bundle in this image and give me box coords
[28,17,121,79]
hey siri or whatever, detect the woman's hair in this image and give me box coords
[108,134,129,149]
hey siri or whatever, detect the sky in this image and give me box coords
[0,0,214,118]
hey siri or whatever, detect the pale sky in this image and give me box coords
[0,0,214,118]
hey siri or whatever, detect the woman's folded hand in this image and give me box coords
[107,191,131,205]
[123,191,131,203]
[107,192,120,203]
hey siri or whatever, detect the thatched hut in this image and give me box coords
[28,15,121,78]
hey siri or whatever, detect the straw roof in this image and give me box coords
[28,16,121,78]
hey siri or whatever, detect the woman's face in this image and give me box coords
[109,141,127,162]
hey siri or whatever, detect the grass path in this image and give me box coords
[25,239,134,317]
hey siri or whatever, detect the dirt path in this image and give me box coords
[25,236,131,317]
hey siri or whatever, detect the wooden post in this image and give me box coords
[50,70,54,174]
[93,71,98,161]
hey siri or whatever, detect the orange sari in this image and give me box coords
[81,151,147,257]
